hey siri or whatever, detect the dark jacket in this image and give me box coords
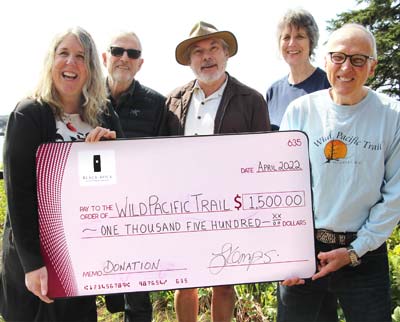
[105,79,166,315]
[107,79,166,138]
[0,98,122,321]
[165,74,271,135]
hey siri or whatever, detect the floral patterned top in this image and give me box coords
[55,113,93,142]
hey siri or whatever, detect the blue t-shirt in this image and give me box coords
[266,67,330,127]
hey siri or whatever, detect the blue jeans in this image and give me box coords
[277,241,391,322]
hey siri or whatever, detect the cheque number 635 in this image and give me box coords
[287,138,302,147]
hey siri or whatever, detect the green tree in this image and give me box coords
[327,0,400,99]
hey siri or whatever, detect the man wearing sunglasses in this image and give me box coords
[279,24,400,322]
[102,31,166,322]
[164,21,271,322]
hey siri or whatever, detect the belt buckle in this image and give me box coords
[317,230,336,244]
[316,229,351,246]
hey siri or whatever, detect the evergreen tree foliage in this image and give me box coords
[327,0,400,99]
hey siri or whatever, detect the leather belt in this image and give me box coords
[315,229,357,246]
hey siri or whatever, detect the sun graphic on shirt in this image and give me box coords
[324,140,347,162]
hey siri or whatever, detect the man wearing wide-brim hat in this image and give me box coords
[164,21,271,322]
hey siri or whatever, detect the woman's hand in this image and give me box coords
[85,126,116,142]
[25,266,53,303]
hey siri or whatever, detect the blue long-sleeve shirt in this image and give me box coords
[281,88,400,257]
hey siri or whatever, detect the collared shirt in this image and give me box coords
[184,78,228,136]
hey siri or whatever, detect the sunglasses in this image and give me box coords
[328,52,374,67]
[109,46,141,59]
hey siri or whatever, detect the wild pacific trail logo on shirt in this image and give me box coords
[313,131,382,164]
[324,140,347,163]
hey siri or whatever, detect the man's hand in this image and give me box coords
[85,126,116,142]
[280,277,306,286]
[281,247,353,285]
[25,266,53,303]
[312,247,351,280]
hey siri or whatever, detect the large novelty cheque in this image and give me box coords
[36,131,315,298]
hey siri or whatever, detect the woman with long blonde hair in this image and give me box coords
[0,26,122,321]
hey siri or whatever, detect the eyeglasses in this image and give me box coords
[109,46,141,59]
[328,52,375,67]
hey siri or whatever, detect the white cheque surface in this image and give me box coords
[36,131,315,298]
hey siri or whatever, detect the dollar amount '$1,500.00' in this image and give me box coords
[233,191,305,211]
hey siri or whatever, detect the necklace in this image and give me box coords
[62,113,79,132]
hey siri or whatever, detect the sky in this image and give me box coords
[0,0,361,116]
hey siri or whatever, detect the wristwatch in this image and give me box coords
[346,246,361,267]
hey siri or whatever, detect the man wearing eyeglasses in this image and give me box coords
[164,21,270,322]
[102,31,166,322]
[278,23,400,322]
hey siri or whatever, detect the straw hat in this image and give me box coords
[175,21,238,65]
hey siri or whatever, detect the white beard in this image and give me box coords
[192,60,228,84]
